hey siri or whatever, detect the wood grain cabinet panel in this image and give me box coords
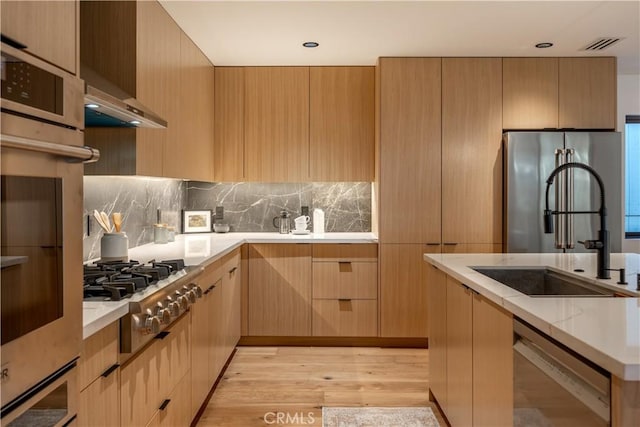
[79,322,119,391]
[559,57,616,129]
[2,0,77,74]
[244,67,310,182]
[312,262,377,300]
[120,340,162,427]
[78,367,119,427]
[472,293,513,427]
[312,244,378,261]
[442,58,503,246]
[158,369,192,427]
[426,265,447,412]
[310,67,375,181]
[163,32,214,181]
[503,58,559,129]
[378,58,442,244]
[248,244,312,336]
[380,244,433,338]
[312,299,377,337]
[214,67,245,181]
[445,276,473,427]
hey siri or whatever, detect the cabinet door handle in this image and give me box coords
[425,243,441,246]
[101,363,120,378]
[159,399,171,411]
[229,267,238,274]
[338,261,351,265]
[154,331,170,340]
[443,242,458,246]
[338,298,352,302]
[1,35,27,50]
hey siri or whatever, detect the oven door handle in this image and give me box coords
[1,133,100,163]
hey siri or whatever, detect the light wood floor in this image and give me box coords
[196,346,446,426]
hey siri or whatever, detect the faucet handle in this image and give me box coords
[605,268,627,285]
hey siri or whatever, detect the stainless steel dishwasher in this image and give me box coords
[513,319,611,426]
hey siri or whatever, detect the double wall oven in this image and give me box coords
[1,42,98,425]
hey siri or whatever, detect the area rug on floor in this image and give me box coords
[322,407,440,427]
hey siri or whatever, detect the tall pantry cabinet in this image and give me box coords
[377,58,503,338]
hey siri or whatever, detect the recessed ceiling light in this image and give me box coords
[86,103,100,109]
[535,42,554,49]
[302,41,319,48]
[129,120,141,125]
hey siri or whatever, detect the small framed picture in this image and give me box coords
[182,210,212,233]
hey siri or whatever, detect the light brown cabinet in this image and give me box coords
[244,67,310,181]
[428,272,513,426]
[559,57,616,129]
[214,67,245,181]
[247,244,312,336]
[162,32,213,181]
[378,58,442,244]
[214,66,375,182]
[503,58,559,129]
[120,312,191,427]
[503,57,617,130]
[311,243,378,337]
[310,67,375,181]
[77,322,120,427]
[222,250,242,354]
[1,0,77,74]
[82,0,214,180]
[442,57,503,247]
[380,244,433,338]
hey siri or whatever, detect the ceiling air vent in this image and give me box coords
[582,37,623,51]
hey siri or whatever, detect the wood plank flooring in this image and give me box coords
[196,346,446,426]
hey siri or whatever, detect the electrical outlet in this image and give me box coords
[215,206,224,220]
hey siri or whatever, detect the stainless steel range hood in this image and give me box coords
[82,65,167,129]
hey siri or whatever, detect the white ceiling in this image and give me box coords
[160,1,640,74]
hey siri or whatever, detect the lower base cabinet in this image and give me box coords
[312,299,377,337]
[146,369,192,427]
[428,268,513,426]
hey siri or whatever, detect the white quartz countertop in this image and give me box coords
[83,232,377,338]
[423,252,640,380]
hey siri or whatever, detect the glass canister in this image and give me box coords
[167,226,176,242]
[154,224,168,244]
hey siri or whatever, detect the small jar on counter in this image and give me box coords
[154,224,168,244]
[167,226,176,242]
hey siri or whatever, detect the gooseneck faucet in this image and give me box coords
[543,162,610,279]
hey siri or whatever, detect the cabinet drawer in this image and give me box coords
[312,244,378,261]
[79,322,119,391]
[313,262,377,299]
[312,299,377,337]
[78,366,119,426]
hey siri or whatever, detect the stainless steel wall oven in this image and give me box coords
[1,41,98,426]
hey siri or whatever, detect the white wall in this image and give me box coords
[618,74,640,253]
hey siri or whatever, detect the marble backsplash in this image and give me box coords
[83,176,186,261]
[186,182,371,232]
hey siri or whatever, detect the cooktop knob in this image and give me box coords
[167,301,180,317]
[144,315,161,335]
[184,288,197,304]
[191,284,203,299]
[158,308,171,325]
[177,295,189,311]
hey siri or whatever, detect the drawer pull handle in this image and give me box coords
[154,331,170,340]
[229,267,238,274]
[425,243,440,246]
[338,261,351,265]
[443,242,458,246]
[101,363,119,378]
[159,399,171,411]
[1,35,27,50]
[338,299,352,302]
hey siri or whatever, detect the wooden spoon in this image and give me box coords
[112,212,122,233]
[93,210,110,233]
[100,211,112,232]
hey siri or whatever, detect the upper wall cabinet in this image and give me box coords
[1,1,78,74]
[442,58,502,246]
[244,67,310,182]
[310,67,375,181]
[503,57,616,130]
[503,58,559,129]
[82,0,213,180]
[559,57,616,130]
[214,66,376,182]
[214,67,245,182]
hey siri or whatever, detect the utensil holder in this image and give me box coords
[101,232,129,261]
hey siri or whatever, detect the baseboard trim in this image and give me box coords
[238,336,429,348]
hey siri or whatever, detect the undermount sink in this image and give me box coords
[471,267,615,297]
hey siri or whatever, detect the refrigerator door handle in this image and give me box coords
[554,148,566,249]
[566,148,575,249]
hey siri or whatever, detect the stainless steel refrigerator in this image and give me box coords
[503,132,622,253]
